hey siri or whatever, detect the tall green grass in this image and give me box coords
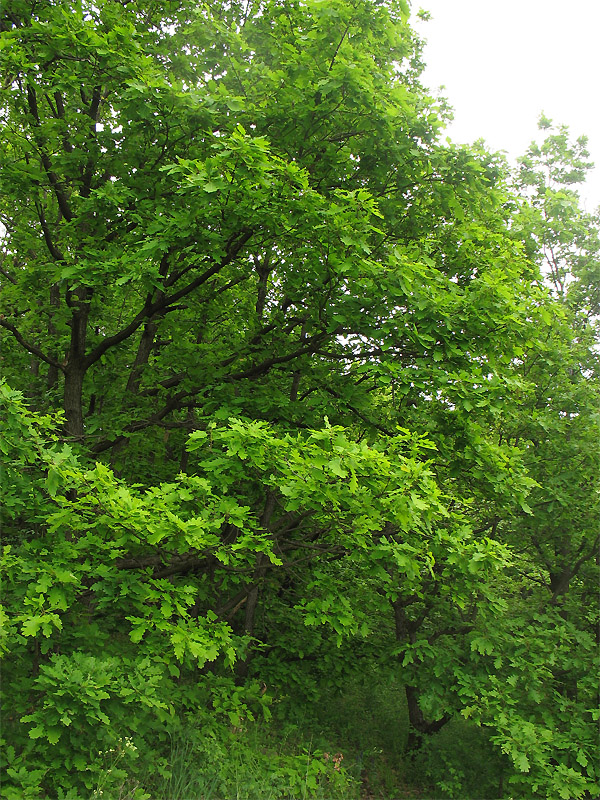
[92,672,509,799]
[94,719,359,799]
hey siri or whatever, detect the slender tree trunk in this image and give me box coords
[290,371,301,401]
[107,321,160,468]
[235,558,266,680]
[236,492,276,678]
[26,356,40,404]
[47,283,60,389]
[126,320,158,394]
[244,570,263,638]
[289,325,306,401]
[255,251,271,319]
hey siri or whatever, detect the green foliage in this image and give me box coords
[1,2,599,798]
[146,723,358,800]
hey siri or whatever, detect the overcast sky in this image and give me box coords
[414,0,600,211]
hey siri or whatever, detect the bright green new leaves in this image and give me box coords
[1,386,451,796]
[458,609,600,799]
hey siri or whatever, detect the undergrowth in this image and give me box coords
[70,671,509,799]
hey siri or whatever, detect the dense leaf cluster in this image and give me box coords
[1,1,598,797]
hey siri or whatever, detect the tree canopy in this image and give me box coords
[1,1,598,798]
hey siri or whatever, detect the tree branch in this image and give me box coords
[34,201,65,261]
[0,317,64,371]
[84,229,254,370]
[27,84,74,222]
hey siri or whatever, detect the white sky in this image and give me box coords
[414,0,600,212]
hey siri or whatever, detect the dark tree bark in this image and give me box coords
[392,598,452,755]
[64,366,85,439]
[126,321,159,394]
[47,282,61,389]
[63,287,92,438]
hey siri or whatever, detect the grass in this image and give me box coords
[96,671,509,799]
[136,720,359,800]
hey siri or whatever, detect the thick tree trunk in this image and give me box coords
[64,366,85,439]
[60,281,93,439]
[63,290,91,439]
[392,599,451,755]
[405,725,424,757]
[403,684,451,756]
